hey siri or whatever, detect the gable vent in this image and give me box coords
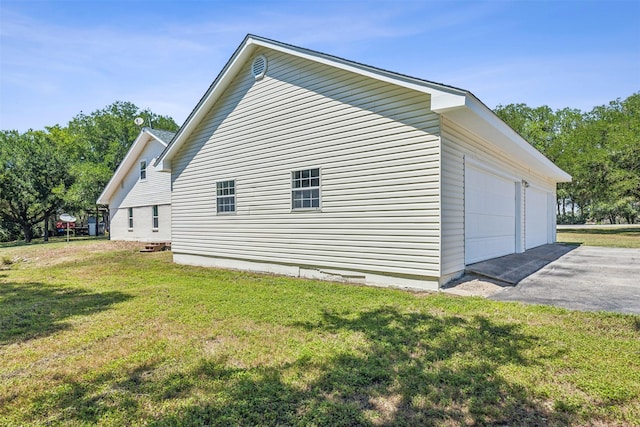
[251,55,267,80]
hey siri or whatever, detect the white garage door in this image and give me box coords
[525,187,549,249]
[465,165,516,264]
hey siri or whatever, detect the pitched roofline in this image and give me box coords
[460,93,571,181]
[155,34,468,171]
[156,34,570,182]
[146,128,177,145]
[155,34,255,171]
[96,128,174,205]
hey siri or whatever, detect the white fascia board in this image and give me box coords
[96,130,154,204]
[156,38,259,169]
[145,130,170,147]
[156,35,467,170]
[156,158,171,173]
[156,35,569,184]
[443,96,572,182]
[250,37,467,104]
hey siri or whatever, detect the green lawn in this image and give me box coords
[0,235,108,249]
[1,241,638,426]
[557,226,640,248]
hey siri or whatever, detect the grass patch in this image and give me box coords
[1,241,638,426]
[0,235,108,249]
[557,227,640,248]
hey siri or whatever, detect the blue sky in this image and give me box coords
[1,0,638,132]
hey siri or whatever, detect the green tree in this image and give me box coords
[64,101,178,210]
[495,93,640,224]
[577,94,640,223]
[0,130,74,242]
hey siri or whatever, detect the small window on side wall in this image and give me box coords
[292,168,320,210]
[140,160,147,180]
[128,207,133,229]
[152,205,159,229]
[216,180,236,213]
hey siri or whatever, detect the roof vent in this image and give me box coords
[251,55,267,81]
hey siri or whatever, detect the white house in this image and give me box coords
[98,127,175,242]
[155,35,571,290]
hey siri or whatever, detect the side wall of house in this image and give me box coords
[170,48,442,289]
[440,116,557,277]
[110,204,171,242]
[108,138,172,242]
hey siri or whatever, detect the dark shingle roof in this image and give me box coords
[146,128,176,145]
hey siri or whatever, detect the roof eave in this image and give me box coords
[156,35,259,169]
[156,34,468,170]
[96,129,166,204]
[156,34,570,184]
[440,96,572,183]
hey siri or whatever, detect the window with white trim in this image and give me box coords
[152,205,159,229]
[139,160,147,180]
[216,180,236,213]
[292,168,320,210]
[128,207,133,229]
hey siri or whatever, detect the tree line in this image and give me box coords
[495,93,639,224]
[1,94,638,242]
[0,101,178,242]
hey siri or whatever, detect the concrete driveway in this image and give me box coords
[455,245,640,315]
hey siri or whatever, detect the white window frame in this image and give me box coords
[128,207,133,230]
[139,159,147,181]
[291,168,321,211]
[216,180,236,214]
[152,205,159,230]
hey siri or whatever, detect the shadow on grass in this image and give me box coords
[0,282,131,345]
[29,307,582,426]
[153,309,570,426]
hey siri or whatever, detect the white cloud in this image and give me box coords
[1,1,638,131]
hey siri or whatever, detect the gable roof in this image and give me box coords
[97,127,176,205]
[156,34,571,182]
[146,128,176,145]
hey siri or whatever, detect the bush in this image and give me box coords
[0,221,21,242]
[557,213,586,225]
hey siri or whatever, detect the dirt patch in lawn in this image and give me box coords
[2,241,143,268]
[441,274,511,297]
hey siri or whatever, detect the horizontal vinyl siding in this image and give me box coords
[171,48,442,278]
[441,116,557,274]
[109,204,171,242]
[110,139,171,209]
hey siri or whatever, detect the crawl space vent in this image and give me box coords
[251,55,267,80]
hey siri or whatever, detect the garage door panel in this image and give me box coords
[466,214,515,238]
[465,165,516,264]
[525,187,549,249]
[466,235,516,264]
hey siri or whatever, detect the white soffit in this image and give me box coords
[446,96,572,182]
[156,35,466,170]
[97,129,167,204]
[157,35,571,184]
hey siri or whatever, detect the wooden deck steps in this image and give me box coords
[140,242,171,253]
